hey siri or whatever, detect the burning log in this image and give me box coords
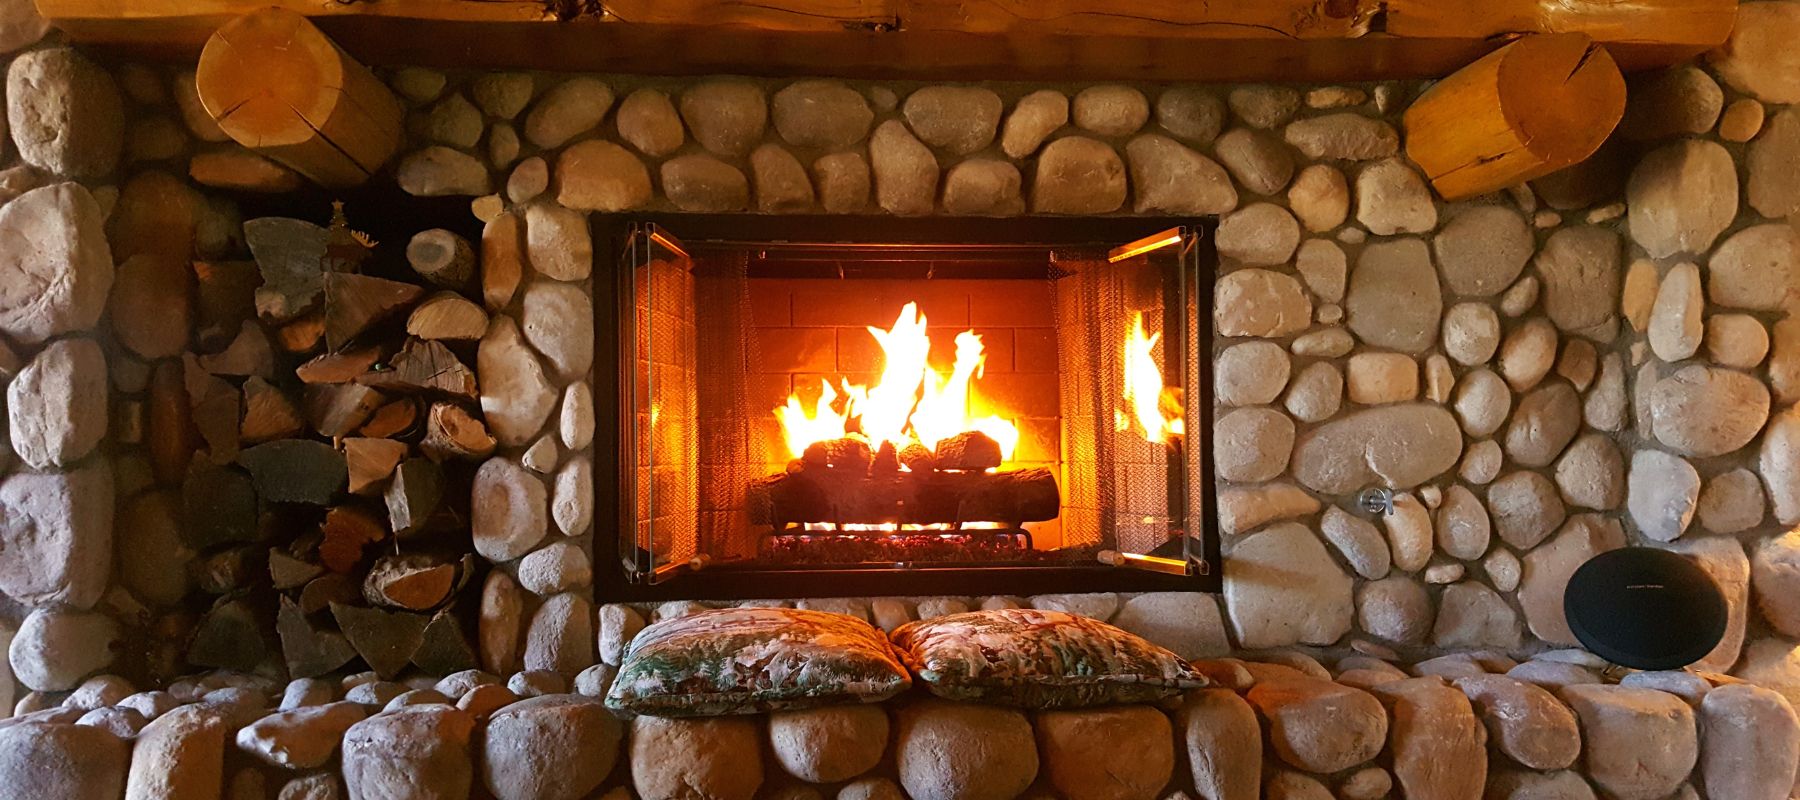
[747,463,1059,527]
[930,431,1002,471]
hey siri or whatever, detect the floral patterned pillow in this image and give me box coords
[890,608,1208,708]
[606,607,912,717]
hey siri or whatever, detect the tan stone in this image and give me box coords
[1560,685,1697,800]
[1246,677,1387,774]
[896,700,1037,800]
[1037,706,1172,800]
[1180,689,1260,800]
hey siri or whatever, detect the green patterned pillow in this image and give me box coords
[890,608,1208,708]
[606,607,912,717]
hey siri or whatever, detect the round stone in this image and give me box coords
[1748,108,1800,219]
[1357,577,1432,645]
[678,80,767,157]
[1032,136,1126,214]
[1000,89,1068,159]
[6,48,123,178]
[1345,238,1441,353]
[1649,365,1771,458]
[1698,468,1766,534]
[1213,407,1295,482]
[1283,362,1343,423]
[1708,1,1800,103]
[1707,314,1770,368]
[1290,405,1462,494]
[1224,523,1354,649]
[1436,485,1491,560]
[1555,434,1624,511]
[769,705,888,784]
[1499,318,1558,391]
[1215,269,1311,338]
[1487,471,1566,550]
[1535,225,1621,336]
[1282,113,1398,161]
[1627,139,1738,259]
[0,183,113,345]
[1452,368,1511,438]
[1504,381,1581,468]
[1214,128,1294,196]
[1071,85,1149,137]
[660,154,749,213]
[1228,86,1301,129]
[1708,223,1800,311]
[1295,239,1346,302]
[482,695,621,800]
[472,458,547,563]
[1355,158,1437,235]
[1215,341,1290,406]
[1649,262,1704,362]
[902,86,1002,155]
[1619,65,1723,140]
[1288,164,1349,232]
[896,700,1037,800]
[1216,202,1300,265]
[1154,86,1224,144]
[1455,675,1581,771]
[10,605,118,692]
[555,140,652,212]
[771,80,872,150]
[1125,134,1236,215]
[1520,516,1626,645]
[1245,676,1387,773]
[1036,706,1173,800]
[870,120,939,215]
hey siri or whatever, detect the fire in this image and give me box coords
[1118,312,1185,444]
[776,303,1020,462]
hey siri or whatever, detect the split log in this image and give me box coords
[406,291,488,341]
[276,311,327,354]
[1402,33,1626,200]
[195,7,404,187]
[193,261,261,350]
[363,554,455,611]
[344,437,407,494]
[413,609,477,676]
[278,596,356,679]
[323,272,424,351]
[747,466,1060,527]
[481,212,524,312]
[304,383,385,439]
[241,377,306,444]
[421,403,497,461]
[319,505,386,573]
[269,549,325,590]
[330,601,427,679]
[385,457,443,536]
[300,573,360,615]
[355,338,477,399]
[297,346,380,384]
[360,398,422,439]
[406,229,475,290]
[148,360,198,485]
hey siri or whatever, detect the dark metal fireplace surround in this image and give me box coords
[594,215,1220,601]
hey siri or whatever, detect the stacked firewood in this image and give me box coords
[162,202,496,680]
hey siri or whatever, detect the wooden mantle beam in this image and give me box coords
[35,0,1736,81]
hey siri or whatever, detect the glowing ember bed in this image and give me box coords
[597,216,1218,599]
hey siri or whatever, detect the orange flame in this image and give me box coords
[776,303,1019,462]
[1118,312,1185,444]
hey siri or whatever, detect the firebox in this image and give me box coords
[596,216,1218,600]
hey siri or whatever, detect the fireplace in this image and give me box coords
[596,216,1218,599]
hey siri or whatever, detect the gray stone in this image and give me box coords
[1032,136,1125,214]
[520,281,593,381]
[1154,87,1224,145]
[523,593,593,676]
[506,157,548,205]
[1216,482,1321,536]
[1282,113,1397,161]
[1126,134,1236,215]
[1555,433,1624,511]
[769,704,887,784]
[1111,592,1228,660]
[1698,468,1764,534]
[940,159,1021,216]
[517,541,591,595]
[1346,238,1441,353]
[1708,2,1800,103]
[1628,449,1700,542]
[342,707,476,800]
[1487,470,1566,550]
[614,88,684,157]
[1536,226,1620,336]
[0,183,113,344]
[470,72,533,119]
[1748,108,1800,218]
[661,154,749,213]
[902,86,1002,155]
[1287,164,1348,232]
[1321,505,1389,580]
[1215,202,1299,265]
[1290,327,1353,357]
[1619,65,1723,140]
[1215,341,1290,406]
[895,700,1034,800]
[1072,85,1148,137]
[1709,223,1800,312]
[1560,685,1697,800]
[1433,581,1522,650]
[472,457,546,563]
[1356,576,1432,645]
[752,143,816,213]
[869,120,938,216]
[812,151,871,214]
[1585,353,1627,432]
[1214,269,1311,338]
[1228,86,1301,129]
[554,140,652,213]
[1355,158,1437,235]
[1649,262,1704,361]
[1650,365,1770,458]
[397,147,489,196]
[1213,408,1294,483]
[552,455,592,536]
[1697,684,1800,800]
[0,720,127,799]
[999,89,1067,159]
[506,671,565,698]
[1291,405,1461,493]
[414,94,482,149]
[1213,128,1294,195]
[560,382,594,452]
[479,317,557,446]
[678,80,765,157]
[236,701,366,769]
[1224,523,1353,649]
[10,605,117,692]
[1503,381,1580,469]
[772,80,872,150]
[1180,690,1260,800]
[482,695,620,800]
[6,48,122,178]
[1441,303,1500,366]
[1521,516,1625,645]
[1626,139,1737,259]
[0,463,112,609]
[1029,593,1118,621]
[1455,675,1580,770]
[1436,485,1491,561]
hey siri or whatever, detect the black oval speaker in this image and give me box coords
[1563,548,1728,670]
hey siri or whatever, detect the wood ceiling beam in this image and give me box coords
[35,0,1736,81]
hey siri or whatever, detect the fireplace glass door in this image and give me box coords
[617,219,1214,598]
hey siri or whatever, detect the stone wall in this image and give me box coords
[2,0,1800,796]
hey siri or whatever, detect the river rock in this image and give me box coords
[10,604,118,691]
[1434,580,1522,650]
[1536,226,1619,336]
[7,48,122,178]
[1435,485,1491,560]
[127,704,225,800]
[1749,108,1800,218]
[1033,136,1126,214]
[1355,158,1437,235]
[523,593,593,677]
[479,317,556,446]
[0,721,127,799]
[940,159,1021,216]
[895,700,1035,800]
[1698,468,1764,534]
[1000,89,1067,159]
[1214,127,1294,195]
[520,281,593,382]
[1288,164,1348,232]
[902,86,1001,155]
[1586,353,1628,432]
[1224,523,1353,649]
[1215,269,1310,338]
[1664,536,1749,673]
[1126,134,1236,215]
[1626,139,1737,259]
[614,88,684,157]
[554,140,652,212]
[661,154,748,212]
[750,145,815,213]
[769,705,886,784]
[1180,689,1260,800]
[0,183,113,344]
[342,706,476,800]
[1706,313,1769,368]
[0,0,47,54]
[522,78,611,148]
[1371,678,1486,800]
[1216,482,1321,536]
[236,701,366,769]
[1697,684,1800,800]
[1037,705,1172,800]
[1282,113,1396,161]
[1485,770,1596,800]
[1215,202,1299,265]
[1648,262,1704,361]
[482,695,620,800]
[1452,368,1510,438]
[1708,1,1800,103]
[869,120,938,216]
[397,147,489,196]
[1755,531,1800,637]
[1357,577,1432,645]
[0,461,112,609]
[813,152,870,213]
[1383,492,1433,573]
[1488,470,1566,550]
[1346,238,1441,353]
[1321,505,1390,580]
[1504,382,1580,468]
[1650,365,1770,457]
[1455,675,1580,770]
[1283,361,1342,423]
[1762,405,1800,524]
[1111,592,1228,660]
[1561,685,1697,800]
[1154,87,1224,144]
[1246,676,1387,773]
[772,80,872,150]
[1555,434,1624,510]
[1441,303,1500,366]
[1710,224,1800,313]
[1521,516,1625,645]
[1072,85,1148,137]
[1291,405,1461,493]
[471,457,546,563]
[678,80,765,157]
[1215,341,1289,406]
[1627,449,1700,542]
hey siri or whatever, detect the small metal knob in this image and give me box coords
[1357,487,1395,516]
